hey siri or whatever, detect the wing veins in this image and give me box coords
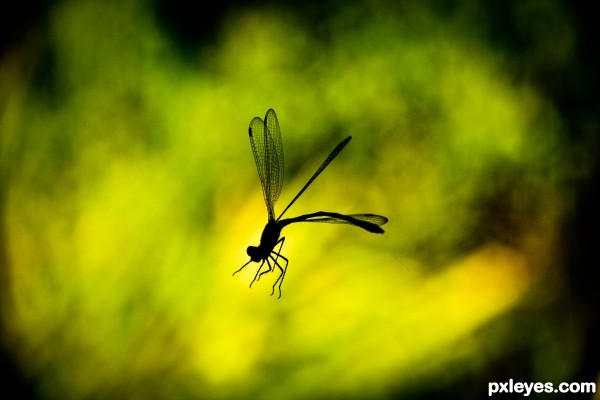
[248,109,284,221]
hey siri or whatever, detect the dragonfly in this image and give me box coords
[234,109,388,298]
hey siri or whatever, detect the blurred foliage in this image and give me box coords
[1,0,594,399]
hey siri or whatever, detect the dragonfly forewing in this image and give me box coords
[249,109,284,221]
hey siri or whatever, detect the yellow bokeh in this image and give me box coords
[1,0,584,399]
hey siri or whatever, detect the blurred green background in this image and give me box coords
[1,0,598,398]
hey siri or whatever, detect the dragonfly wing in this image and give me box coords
[348,214,388,226]
[290,213,388,233]
[265,109,284,207]
[305,214,388,225]
[249,109,284,220]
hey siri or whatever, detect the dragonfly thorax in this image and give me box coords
[246,220,284,263]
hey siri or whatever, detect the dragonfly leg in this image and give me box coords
[270,251,289,299]
[233,258,253,276]
[249,260,267,288]
[271,237,285,269]
[257,259,274,281]
[255,258,272,284]
[258,237,286,281]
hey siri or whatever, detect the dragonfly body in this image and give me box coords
[242,219,288,292]
[247,220,283,263]
[234,109,388,297]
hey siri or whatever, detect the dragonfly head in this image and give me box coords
[247,246,261,262]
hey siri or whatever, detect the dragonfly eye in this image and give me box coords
[247,246,260,261]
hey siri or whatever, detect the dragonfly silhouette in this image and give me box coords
[234,109,388,298]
